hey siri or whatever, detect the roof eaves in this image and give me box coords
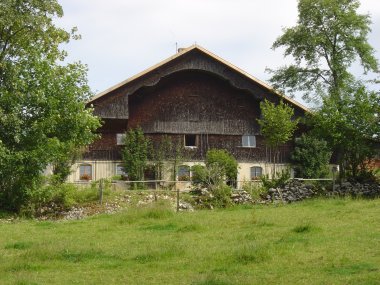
[89,44,310,113]
[192,45,310,113]
[89,45,197,103]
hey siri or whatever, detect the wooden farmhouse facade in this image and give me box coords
[67,45,309,185]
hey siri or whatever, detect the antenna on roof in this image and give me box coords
[175,42,178,53]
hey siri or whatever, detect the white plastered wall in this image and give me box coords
[66,160,124,183]
[66,160,294,189]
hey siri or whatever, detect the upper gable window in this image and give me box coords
[116,133,126,145]
[184,134,197,148]
[242,135,256,148]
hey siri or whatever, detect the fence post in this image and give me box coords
[99,179,103,205]
[176,186,180,213]
[154,180,158,202]
[332,166,337,192]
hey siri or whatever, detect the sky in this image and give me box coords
[56,0,380,105]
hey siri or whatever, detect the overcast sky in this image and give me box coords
[56,0,380,105]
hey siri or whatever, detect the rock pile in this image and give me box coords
[329,181,380,198]
[263,180,318,203]
[189,188,254,207]
[178,201,194,212]
[231,191,253,204]
[62,207,86,220]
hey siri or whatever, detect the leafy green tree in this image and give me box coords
[149,135,172,180]
[292,134,332,178]
[191,149,236,208]
[269,0,379,181]
[311,84,380,179]
[122,128,150,185]
[269,0,378,102]
[0,0,101,211]
[257,100,299,176]
[206,149,238,184]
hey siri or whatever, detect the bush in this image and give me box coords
[20,178,112,217]
[241,181,267,200]
[191,165,208,187]
[21,183,78,217]
[291,134,331,178]
[260,169,291,190]
[210,184,233,208]
[206,149,238,183]
[350,168,380,183]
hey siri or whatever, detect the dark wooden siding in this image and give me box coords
[128,70,261,135]
[86,49,307,163]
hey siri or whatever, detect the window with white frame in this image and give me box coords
[242,135,256,147]
[79,164,92,181]
[116,133,126,145]
[250,166,262,180]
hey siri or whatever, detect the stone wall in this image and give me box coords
[262,180,380,204]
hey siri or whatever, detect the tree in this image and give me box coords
[149,135,171,180]
[292,134,332,178]
[121,128,149,186]
[311,84,380,179]
[191,149,237,208]
[257,100,299,176]
[269,0,380,181]
[206,149,238,184]
[269,0,379,103]
[0,0,101,211]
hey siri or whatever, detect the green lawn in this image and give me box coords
[1,198,379,285]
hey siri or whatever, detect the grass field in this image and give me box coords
[1,198,380,285]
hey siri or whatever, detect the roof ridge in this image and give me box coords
[89,45,309,112]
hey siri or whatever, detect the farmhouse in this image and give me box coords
[67,45,309,184]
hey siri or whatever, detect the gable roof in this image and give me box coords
[89,44,309,112]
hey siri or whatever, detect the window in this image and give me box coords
[250,166,262,180]
[184,134,197,148]
[116,133,126,145]
[178,165,190,181]
[79,164,92,181]
[116,164,127,176]
[242,135,256,147]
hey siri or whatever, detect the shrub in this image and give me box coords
[291,134,331,178]
[350,168,380,183]
[260,169,290,190]
[241,181,267,200]
[206,149,238,183]
[210,184,233,208]
[191,165,208,187]
[21,182,78,217]
[20,178,112,217]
